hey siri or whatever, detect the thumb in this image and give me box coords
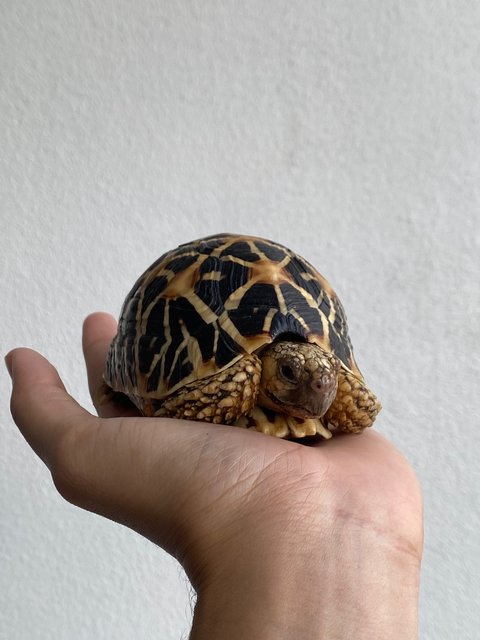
[6,348,97,468]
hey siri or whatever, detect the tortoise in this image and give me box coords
[104,233,381,439]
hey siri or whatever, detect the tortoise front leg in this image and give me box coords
[145,354,262,425]
[235,407,332,439]
[324,367,381,434]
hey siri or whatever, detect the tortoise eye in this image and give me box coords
[280,364,297,383]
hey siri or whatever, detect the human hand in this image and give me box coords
[6,312,423,639]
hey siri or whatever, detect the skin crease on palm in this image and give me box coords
[6,312,423,638]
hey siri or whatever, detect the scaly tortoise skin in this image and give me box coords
[104,233,381,439]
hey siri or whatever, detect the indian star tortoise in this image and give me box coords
[104,233,381,440]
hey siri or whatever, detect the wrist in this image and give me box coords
[191,541,420,640]
[189,499,421,640]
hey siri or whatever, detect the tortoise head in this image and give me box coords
[257,340,341,420]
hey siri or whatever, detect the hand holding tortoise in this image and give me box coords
[6,311,422,639]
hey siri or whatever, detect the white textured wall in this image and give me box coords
[1,2,479,638]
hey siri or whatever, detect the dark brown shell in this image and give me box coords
[105,233,363,403]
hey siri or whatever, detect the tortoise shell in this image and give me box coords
[105,233,364,406]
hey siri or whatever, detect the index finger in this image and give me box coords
[82,312,139,418]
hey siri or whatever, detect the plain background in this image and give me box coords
[1,2,479,639]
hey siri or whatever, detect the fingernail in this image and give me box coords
[4,353,13,378]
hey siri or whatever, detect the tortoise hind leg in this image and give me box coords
[145,354,261,425]
[324,367,381,434]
